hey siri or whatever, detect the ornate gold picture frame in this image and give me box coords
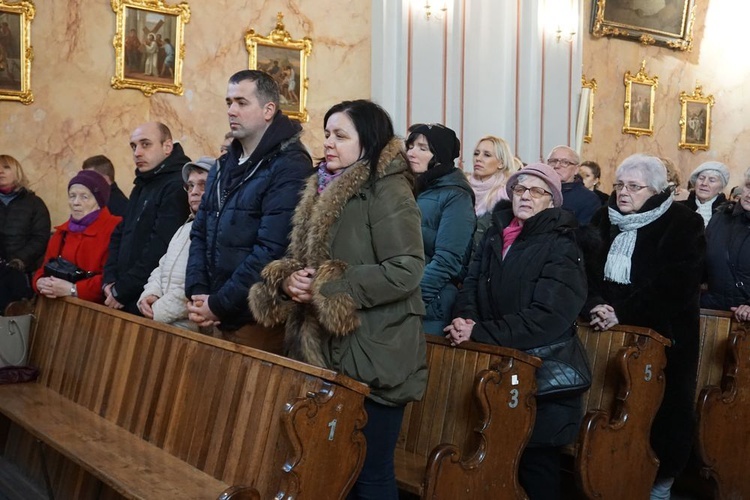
[679,84,714,153]
[111,0,190,97]
[0,0,34,104]
[623,61,658,137]
[246,13,312,122]
[581,76,597,143]
[591,0,696,51]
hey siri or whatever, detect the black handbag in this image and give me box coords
[42,232,97,283]
[526,333,592,399]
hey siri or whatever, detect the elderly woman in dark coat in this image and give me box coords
[680,161,730,227]
[587,154,705,500]
[405,123,476,335]
[446,163,587,500]
[702,166,750,320]
[249,100,426,499]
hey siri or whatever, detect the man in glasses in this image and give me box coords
[137,157,215,330]
[546,145,601,225]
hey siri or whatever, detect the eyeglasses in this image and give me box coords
[511,184,552,199]
[613,182,650,193]
[183,181,206,193]
[547,158,578,168]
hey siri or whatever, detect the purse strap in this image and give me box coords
[0,318,29,367]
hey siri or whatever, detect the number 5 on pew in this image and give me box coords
[644,364,652,382]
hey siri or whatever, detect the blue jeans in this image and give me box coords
[347,398,405,500]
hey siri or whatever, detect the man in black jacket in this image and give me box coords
[82,154,129,216]
[185,70,312,336]
[547,145,601,225]
[103,122,190,314]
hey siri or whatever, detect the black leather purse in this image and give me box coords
[42,232,97,283]
[526,332,592,399]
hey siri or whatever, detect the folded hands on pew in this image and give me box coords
[103,283,124,309]
[730,304,750,322]
[589,304,619,331]
[187,294,220,327]
[137,294,158,319]
[444,317,475,346]
[36,276,75,299]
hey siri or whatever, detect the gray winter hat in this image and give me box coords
[182,156,217,183]
[690,161,730,188]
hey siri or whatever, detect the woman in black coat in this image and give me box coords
[447,163,587,500]
[587,154,705,500]
[0,155,51,312]
[702,168,750,320]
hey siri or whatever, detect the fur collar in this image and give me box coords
[287,137,407,264]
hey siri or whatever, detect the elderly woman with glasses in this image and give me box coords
[446,163,587,499]
[586,154,705,500]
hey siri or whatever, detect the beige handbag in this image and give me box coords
[0,314,32,368]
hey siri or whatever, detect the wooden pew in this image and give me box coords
[696,315,750,499]
[394,335,542,499]
[0,296,369,499]
[573,323,671,500]
[695,309,734,403]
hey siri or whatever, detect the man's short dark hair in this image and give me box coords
[156,122,172,143]
[228,69,280,109]
[82,155,116,182]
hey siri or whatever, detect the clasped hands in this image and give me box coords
[36,276,73,298]
[590,304,619,331]
[443,317,475,346]
[282,267,316,303]
[731,304,750,323]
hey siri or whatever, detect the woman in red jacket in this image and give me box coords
[34,170,121,303]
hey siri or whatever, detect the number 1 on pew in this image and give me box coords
[328,419,337,441]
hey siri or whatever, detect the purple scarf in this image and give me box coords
[68,209,101,233]
[317,163,347,193]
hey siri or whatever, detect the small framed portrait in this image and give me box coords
[581,76,597,143]
[590,0,696,51]
[0,0,34,104]
[679,85,714,153]
[111,0,190,97]
[246,13,312,122]
[623,61,658,137]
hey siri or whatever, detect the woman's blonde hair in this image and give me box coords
[0,155,29,190]
[470,136,518,213]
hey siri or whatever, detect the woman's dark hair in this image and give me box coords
[580,160,601,179]
[324,100,395,179]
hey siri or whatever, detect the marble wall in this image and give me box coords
[581,0,749,190]
[0,0,371,223]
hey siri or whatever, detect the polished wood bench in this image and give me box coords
[696,313,750,499]
[394,335,541,499]
[695,309,734,403]
[0,296,369,499]
[572,323,671,500]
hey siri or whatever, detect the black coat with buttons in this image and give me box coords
[455,201,587,446]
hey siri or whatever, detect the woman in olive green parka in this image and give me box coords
[249,100,427,499]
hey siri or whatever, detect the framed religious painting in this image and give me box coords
[679,84,714,153]
[623,61,658,137]
[246,12,312,122]
[0,0,34,104]
[111,0,190,96]
[590,0,696,51]
[581,76,597,143]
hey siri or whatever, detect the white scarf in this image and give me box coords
[604,194,673,284]
[695,195,717,227]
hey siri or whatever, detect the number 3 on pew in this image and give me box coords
[644,364,652,382]
[508,389,519,408]
[328,419,337,441]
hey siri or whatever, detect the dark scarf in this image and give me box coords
[415,162,456,194]
[68,209,101,233]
